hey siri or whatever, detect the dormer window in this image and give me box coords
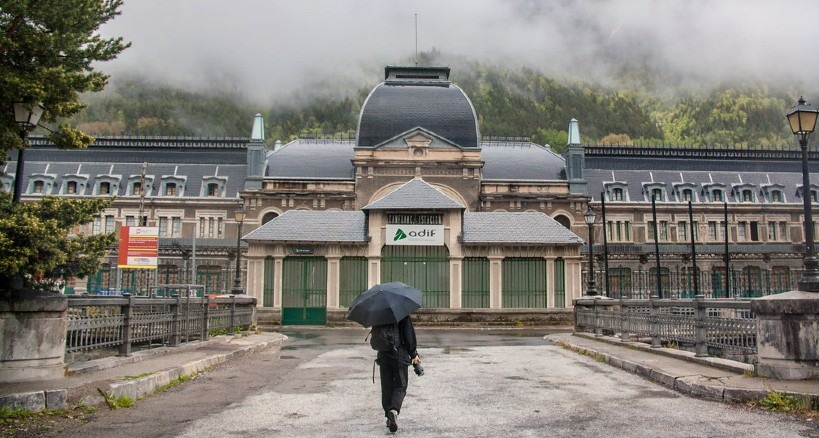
[643,183,667,202]
[133,182,142,196]
[33,180,44,194]
[200,176,227,198]
[741,189,754,202]
[702,183,727,203]
[100,182,110,195]
[771,190,783,203]
[66,181,78,194]
[159,176,185,198]
[604,182,628,202]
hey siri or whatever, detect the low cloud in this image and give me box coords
[98,0,819,102]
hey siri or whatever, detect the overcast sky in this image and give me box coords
[98,0,819,102]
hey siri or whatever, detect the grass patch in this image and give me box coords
[98,389,135,410]
[0,406,34,420]
[558,341,606,363]
[0,405,97,436]
[755,391,813,414]
[152,369,207,395]
[124,372,154,380]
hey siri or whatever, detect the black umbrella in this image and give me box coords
[346,281,422,327]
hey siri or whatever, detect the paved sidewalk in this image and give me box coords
[0,332,288,412]
[547,332,819,406]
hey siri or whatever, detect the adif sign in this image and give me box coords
[386,224,444,246]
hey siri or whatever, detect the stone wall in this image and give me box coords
[0,289,67,382]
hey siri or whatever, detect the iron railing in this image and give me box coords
[574,296,756,363]
[584,268,799,300]
[66,295,256,359]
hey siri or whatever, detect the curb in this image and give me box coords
[552,334,819,407]
[0,334,288,413]
[90,334,288,407]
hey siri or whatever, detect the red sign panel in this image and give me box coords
[117,226,159,269]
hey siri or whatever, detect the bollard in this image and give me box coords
[693,294,709,357]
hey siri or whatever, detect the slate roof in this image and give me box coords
[242,210,367,242]
[357,83,479,148]
[480,142,566,181]
[266,140,355,180]
[363,178,464,210]
[462,212,583,244]
[4,136,248,198]
[584,148,818,204]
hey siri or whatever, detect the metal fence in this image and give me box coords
[586,268,799,300]
[574,296,757,363]
[66,295,256,359]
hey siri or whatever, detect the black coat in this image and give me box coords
[377,315,418,366]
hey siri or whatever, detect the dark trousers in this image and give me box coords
[379,361,408,416]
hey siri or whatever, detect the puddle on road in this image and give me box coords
[442,346,473,354]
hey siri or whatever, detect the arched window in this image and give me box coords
[553,214,571,229]
[262,212,279,224]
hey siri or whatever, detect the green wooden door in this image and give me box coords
[462,257,489,308]
[340,257,368,307]
[502,257,546,308]
[282,256,327,325]
[554,258,566,308]
[263,256,274,307]
[381,246,450,308]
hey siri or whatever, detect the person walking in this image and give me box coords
[377,314,421,433]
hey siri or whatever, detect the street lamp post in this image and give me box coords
[584,205,598,296]
[231,207,246,295]
[12,102,44,203]
[786,97,819,292]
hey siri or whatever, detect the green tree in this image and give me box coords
[0,192,116,290]
[0,0,127,291]
[0,0,129,154]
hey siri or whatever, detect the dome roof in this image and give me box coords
[356,67,480,148]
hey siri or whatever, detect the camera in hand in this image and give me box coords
[413,363,424,376]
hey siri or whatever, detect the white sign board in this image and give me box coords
[386,224,445,246]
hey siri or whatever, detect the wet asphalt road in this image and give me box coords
[53,328,818,438]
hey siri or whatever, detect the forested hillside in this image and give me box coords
[72,57,799,154]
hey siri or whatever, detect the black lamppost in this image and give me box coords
[584,205,598,296]
[786,97,819,292]
[231,207,246,295]
[12,102,44,203]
